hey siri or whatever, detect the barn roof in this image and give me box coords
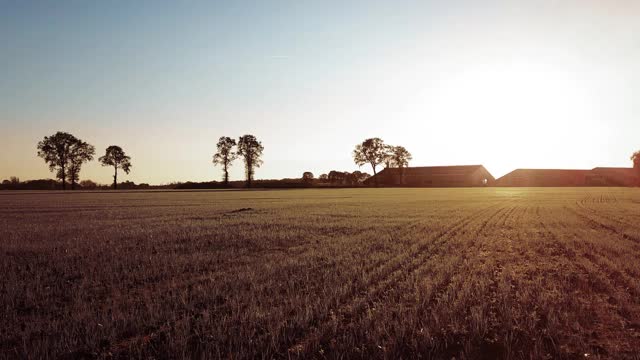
[498,167,637,179]
[591,167,637,174]
[364,165,494,185]
[379,165,491,177]
[498,168,590,177]
[495,169,590,182]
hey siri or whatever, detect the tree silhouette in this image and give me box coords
[328,170,348,185]
[79,179,98,190]
[353,138,386,186]
[213,136,238,186]
[382,145,396,168]
[66,140,95,190]
[237,135,264,188]
[389,146,412,185]
[37,132,90,190]
[302,171,314,185]
[99,146,132,190]
[351,170,371,184]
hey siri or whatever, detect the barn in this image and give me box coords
[364,165,494,187]
[495,169,591,187]
[588,167,639,187]
[496,167,639,187]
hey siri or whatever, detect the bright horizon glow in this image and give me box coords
[1,1,639,184]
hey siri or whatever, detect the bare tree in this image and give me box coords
[237,135,264,188]
[213,136,238,186]
[99,146,132,190]
[353,137,386,186]
[37,132,88,190]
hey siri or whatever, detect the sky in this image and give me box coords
[1,0,639,184]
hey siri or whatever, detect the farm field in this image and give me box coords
[2,188,640,359]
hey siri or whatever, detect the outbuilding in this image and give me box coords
[364,165,494,187]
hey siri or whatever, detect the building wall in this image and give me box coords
[377,172,490,187]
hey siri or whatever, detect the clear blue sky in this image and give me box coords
[2,0,639,184]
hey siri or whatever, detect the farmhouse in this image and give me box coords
[496,167,640,187]
[364,165,494,187]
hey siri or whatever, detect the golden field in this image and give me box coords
[2,188,640,359]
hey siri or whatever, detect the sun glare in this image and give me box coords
[412,60,593,176]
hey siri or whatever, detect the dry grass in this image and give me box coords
[1,188,640,359]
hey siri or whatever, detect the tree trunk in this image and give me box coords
[224,162,229,186]
[246,158,252,188]
[61,164,66,190]
[113,166,118,190]
[372,164,378,187]
[70,164,75,190]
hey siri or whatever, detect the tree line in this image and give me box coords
[212,135,413,188]
[13,132,639,190]
[294,138,411,187]
[36,131,132,190]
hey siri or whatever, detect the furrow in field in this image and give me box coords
[283,202,513,357]
[384,205,527,358]
[563,209,640,300]
[536,208,640,354]
[289,204,508,355]
[575,200,640,233]
[104,202,508,358]
[565,205,640,248]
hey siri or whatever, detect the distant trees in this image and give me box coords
[37,132,94,190]
[237,135,264,188]
[99,146,132,190]
[302,172,314,185]
[328,170,347,185]
[1,179,59,190]
[350,170,370,184]
[353,138,387,186]
[79,179,98,190]
[319,174,329,182]
[327,170,370,186]
[213,136,238,186]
